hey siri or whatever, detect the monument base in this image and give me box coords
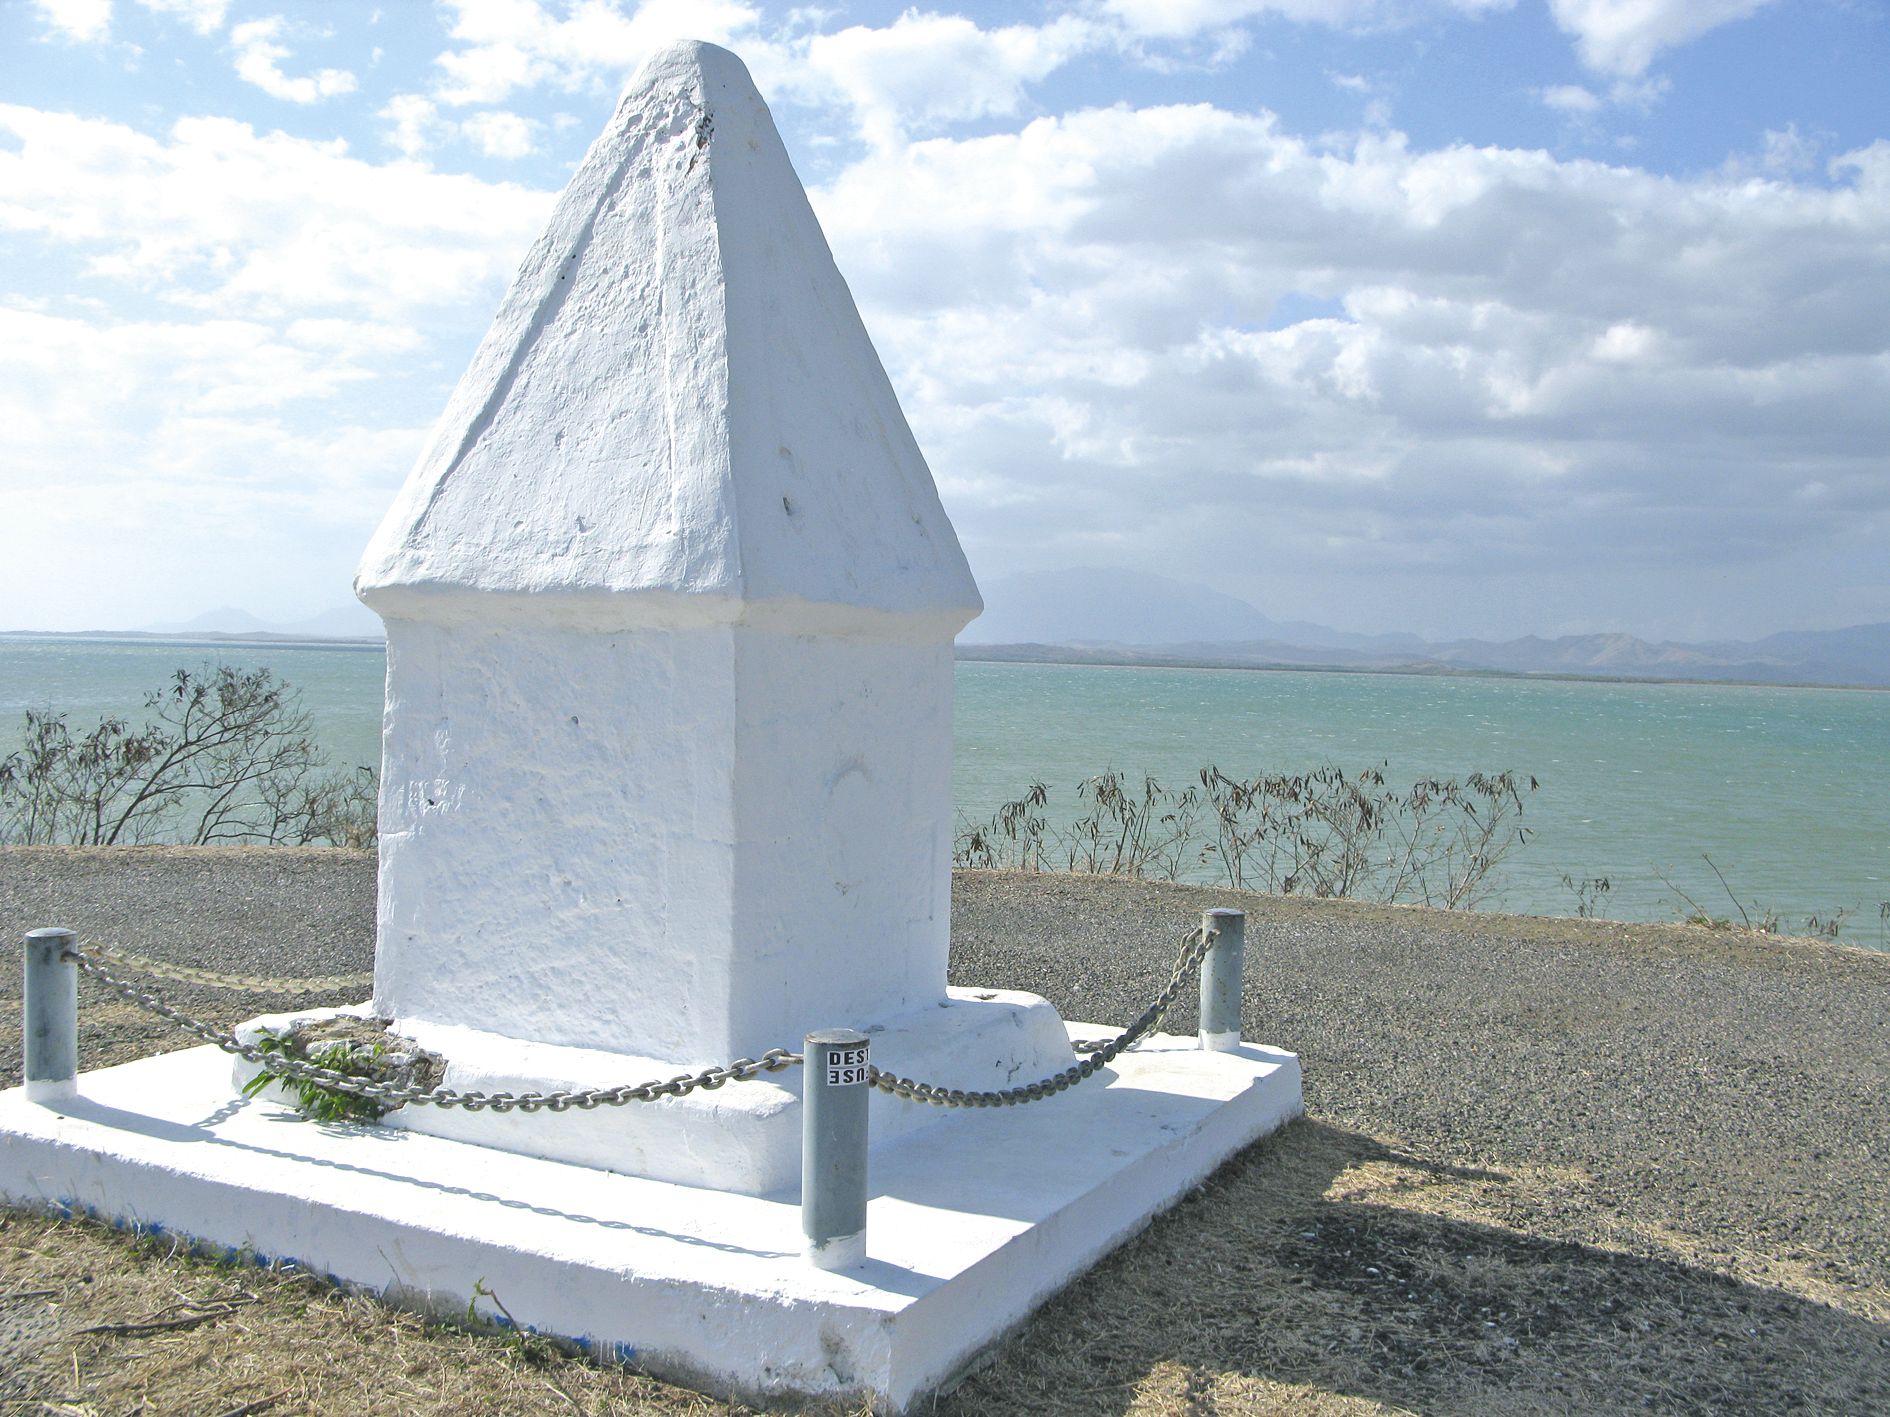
[0,1029,1301,1414]
[231,985,1079,1194]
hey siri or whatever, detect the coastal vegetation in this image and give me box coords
[0,665,377,848]
[1654,854,1865,941]
[953,764,1536,909]
[4,658,1878,940]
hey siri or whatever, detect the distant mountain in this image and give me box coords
[26,580,1890,686]
[143,606,275,635]
[964,568,1285,646]
[136,604,383,641]
[967,567,1421,654]
[1415,628,1890,684]
[960,568,1890,688]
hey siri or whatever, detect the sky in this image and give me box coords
[1,0,1885,643]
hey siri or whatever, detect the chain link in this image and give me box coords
[865,925,1216,1107]
[60,923,1217,1117]
[77,940,372,995]
[63,945,800,1114]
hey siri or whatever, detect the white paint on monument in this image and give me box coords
[0,1033,1304,1414]
[352,41,1072,1181]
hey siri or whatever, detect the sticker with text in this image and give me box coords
[826,1044,870,1086]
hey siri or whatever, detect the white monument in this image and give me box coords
[348,38,1072,1191]
[0,41,1302,1413]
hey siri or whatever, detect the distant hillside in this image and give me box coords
[18,580,1889,687]
[961,568,1890,688]
[965,568,1424,654]
[142,604,383,639]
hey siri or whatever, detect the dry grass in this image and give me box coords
[0,1207,837,1417]
[5,1118,1886,1416]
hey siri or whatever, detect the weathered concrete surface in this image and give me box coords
[228,986,1076,1194]
[0,1031,1301,1413]
[351,43,1012,1118]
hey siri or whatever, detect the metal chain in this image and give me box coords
[61,923,1216,1117]
[63,945,799,1114]
[76,940,372,995]
[865,925,1216,1108]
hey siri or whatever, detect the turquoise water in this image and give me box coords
[956,661,1889,941]
[4,638,1886,946]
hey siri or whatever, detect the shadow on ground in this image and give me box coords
[944,1118,1890,1417]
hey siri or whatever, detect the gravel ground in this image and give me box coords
[951,871,1890,1298]
[0,847,377,1081]
[2,847,1887,1415]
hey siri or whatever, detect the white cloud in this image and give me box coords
[1756,124,1819,178]
[30,0,111,43]
[380,94,441,159]
[409,0,1520,158]
[1590,320,1658,362]
[1605,72,1669,110]
[810,103,1889,629]
[0,308,411,421]
[1539,75,1668,119]
[431,0,765,106]
[136,0,229,35]
[231,16,359,103]
[0,105,552,316]
[1101,0,1513,42]
[376,96,541,160]
[32,0,233,42]
[0,306,429,628]
[0,99,563,626]
[461,109,539,159]
[801,13,1102,148]
[8,2,1880,638]
[1547,0,1775,78]
[1539,83,1600,114]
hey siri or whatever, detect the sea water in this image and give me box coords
[3,638,1885,947]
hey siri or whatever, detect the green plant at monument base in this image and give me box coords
[241,1027,393,1123]
[465,1280,568,1369]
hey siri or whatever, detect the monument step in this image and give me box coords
[0,1030,1302,1414]
[230,984,1077,1194]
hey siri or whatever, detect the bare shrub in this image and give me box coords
[955,781,1050,871]
[954,763,1537,909]
[0,665,378,847]
[1064,770,1203,879]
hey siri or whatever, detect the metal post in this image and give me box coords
[1199,908,1245,1053]
[802,1027,870,1270]
[24,927,78,1102]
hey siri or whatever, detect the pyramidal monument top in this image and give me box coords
[357,40,980,636]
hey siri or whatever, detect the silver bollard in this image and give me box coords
[24,927,78,1102]
[1199,908,1245,1053]
[802,1027,871,1270]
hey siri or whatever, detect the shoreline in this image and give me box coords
[8,629,1888,691]
[956,643,1890,693]
[10,842,1884,958]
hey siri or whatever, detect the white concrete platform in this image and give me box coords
[231,985,1080,1195]
[0,1029,1301,1413]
